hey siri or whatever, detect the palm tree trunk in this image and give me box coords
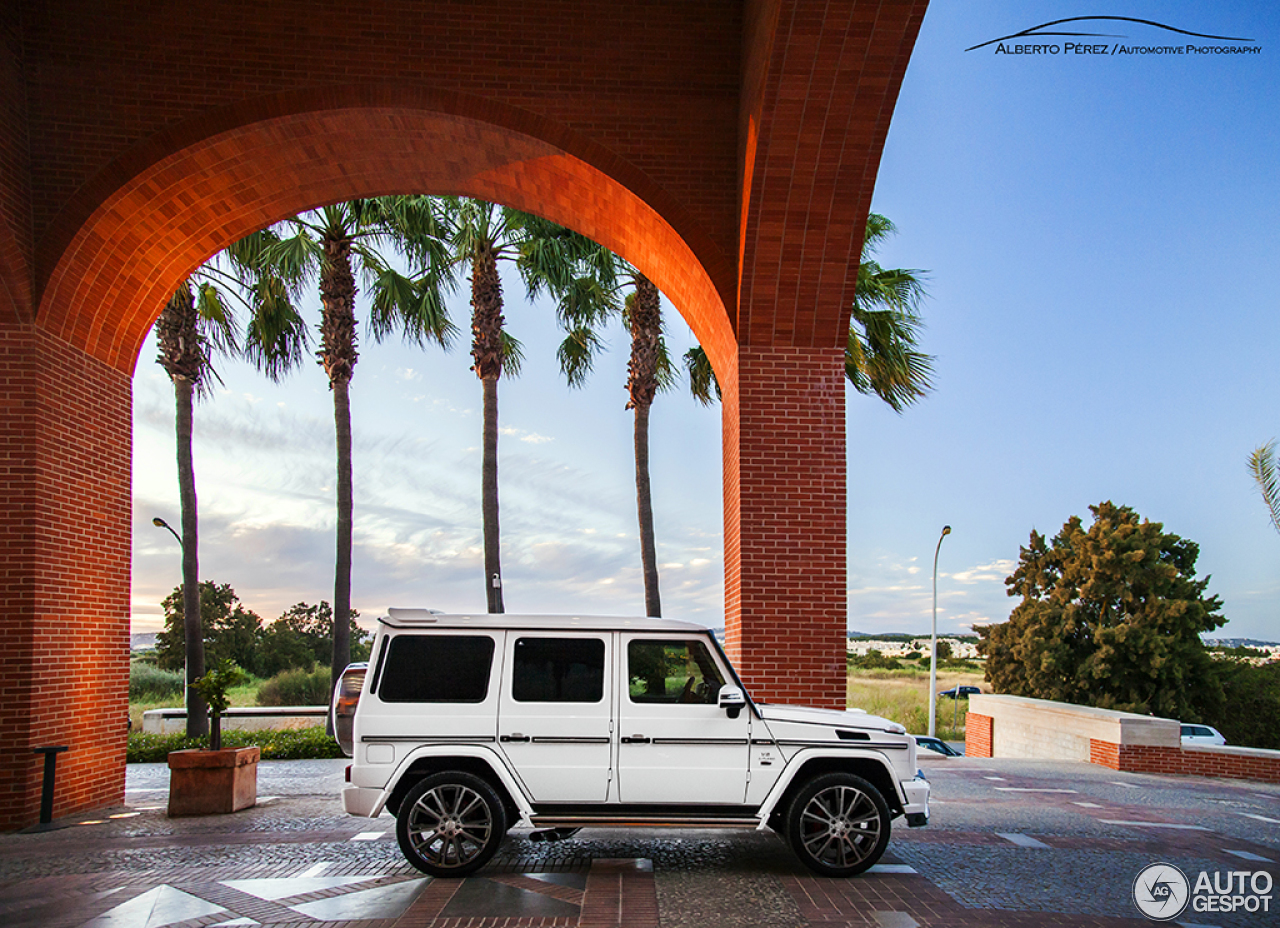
[627,275,663,617]
[174,374,208,737]
[319,236,358,681]
[332,379,353,677]
[634,401,661,616]
[482,376,504,613]
[156,282,208,737]
[471,244,506,613]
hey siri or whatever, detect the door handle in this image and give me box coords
[620,735,651,744]
[500,734,531,743]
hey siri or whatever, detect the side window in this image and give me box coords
[378,635,495,703]
[512,637,605,703]
[628,639,725,705]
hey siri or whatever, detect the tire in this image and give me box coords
[395,772,507,877]
[785,772,891,877]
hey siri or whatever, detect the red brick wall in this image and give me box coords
[0,5,32,324]
[1089,738,1120,769]
[1114,744,1280,785]
[723,346,847,709]
[0,324,131,830]
[966,713,993,758]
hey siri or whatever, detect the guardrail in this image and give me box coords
[142,706,326,735]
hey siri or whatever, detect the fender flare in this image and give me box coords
[365,744,535,820]
[756,748,907,819]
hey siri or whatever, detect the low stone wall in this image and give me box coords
[142,706,326,735]
[966,694,1280,785]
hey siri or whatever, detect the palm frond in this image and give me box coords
[243,275,310,382]
[192,282,240,355]
[683,345,721,405]
[556,326,605,387]
[1248,440,1280,537]
[499,330,525,378]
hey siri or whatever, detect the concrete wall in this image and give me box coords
[143,707,326,736]
[967,694,1280,785]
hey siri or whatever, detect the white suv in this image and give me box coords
[332,611,929,878]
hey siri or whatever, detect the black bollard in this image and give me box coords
[32,746,69,825]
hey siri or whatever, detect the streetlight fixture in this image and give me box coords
[928,524,952,739]
[152,516,182,548]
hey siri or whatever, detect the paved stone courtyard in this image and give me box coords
[1,756,1275,927]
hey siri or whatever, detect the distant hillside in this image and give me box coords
[1205,637,1279,649]
[130,632,158,652]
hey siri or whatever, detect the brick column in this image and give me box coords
[722,346,846,710]
[0,323,131,830]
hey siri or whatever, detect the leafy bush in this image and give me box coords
[127,726,343,763]
[129,660,185,700]
[256,666,332,707]
[1206,660,1280,750]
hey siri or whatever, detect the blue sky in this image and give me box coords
[131,1,1279,642]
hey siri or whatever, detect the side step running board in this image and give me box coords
[529,814,760,829]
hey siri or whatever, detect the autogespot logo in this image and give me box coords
[966,15,1259,57]
[1133,863,1190,921]
[1133,863,1275,920]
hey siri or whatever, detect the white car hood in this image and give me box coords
[756,703,905,734]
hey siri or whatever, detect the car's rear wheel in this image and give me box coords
[396,772,506,877]
[785,773,891,877]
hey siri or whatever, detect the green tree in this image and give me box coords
[684,213,933,409]
[1247,440,1280,537]
[260,199,454,681]
[259,601,370,677]
[417,198,596,612]
[979,501,1226,721]
[156,582,264,677]
[1209,660,1280,750]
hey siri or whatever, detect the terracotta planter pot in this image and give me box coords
[167,746,260,816]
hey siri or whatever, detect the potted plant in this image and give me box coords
[167,661,260,816]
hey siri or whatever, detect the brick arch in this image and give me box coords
[34,85,739,377]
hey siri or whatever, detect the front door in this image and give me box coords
[615,635,750,804]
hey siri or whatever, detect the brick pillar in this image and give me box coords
[722,346,846,710]
[0,323,131,830]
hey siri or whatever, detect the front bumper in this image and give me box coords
[900,773,930,826]
[343,785,384,818]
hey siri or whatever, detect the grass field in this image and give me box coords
[129,679,262,731]
[847,665,986,742]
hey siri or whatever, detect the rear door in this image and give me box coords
[497,632,613,802]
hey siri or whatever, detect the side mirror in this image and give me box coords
[718,685,747,719]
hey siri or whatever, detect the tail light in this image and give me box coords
[331,662,368,757]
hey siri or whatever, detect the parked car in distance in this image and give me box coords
[1180,724,1226,746]
[333,610,930,878]
[914,736,963,757]
[937,685,981,699]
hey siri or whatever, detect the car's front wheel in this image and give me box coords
[396,772,507,877]
[785,773,891,876]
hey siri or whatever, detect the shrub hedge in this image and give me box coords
[256,666,332,707]
[129,660,186,700]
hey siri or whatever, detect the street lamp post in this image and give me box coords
[928,524,952,739]
[152,516,181,548]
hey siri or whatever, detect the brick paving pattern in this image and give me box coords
[0,757,1274,927]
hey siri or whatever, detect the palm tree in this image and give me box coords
[418,198,597,613]
[552,256,674,616]
[685,212,933,410]
[260,199,455,679]
[1248,441,1280,537]
[154,246,269,738]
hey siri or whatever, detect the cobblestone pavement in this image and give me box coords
[0,756,1275,927]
